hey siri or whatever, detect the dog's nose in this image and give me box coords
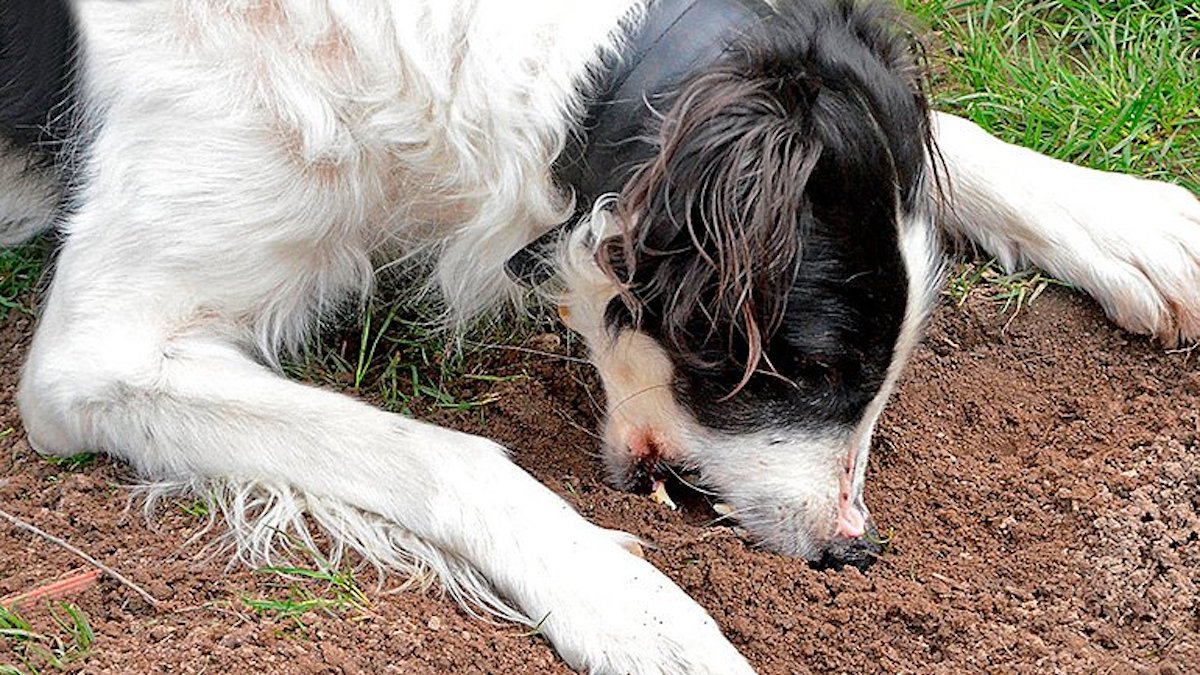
[808,531,884,572]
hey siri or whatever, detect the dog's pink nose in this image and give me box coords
[835,501,867,538]
[626,429,662,462]
[620,429,670,493]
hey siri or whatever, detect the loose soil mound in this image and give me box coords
[2,287,1197,673]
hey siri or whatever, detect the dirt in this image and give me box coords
[2,282,1198,674]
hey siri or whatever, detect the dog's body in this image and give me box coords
[2,1,1199,672]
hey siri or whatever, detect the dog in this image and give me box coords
[3,0,1198,672]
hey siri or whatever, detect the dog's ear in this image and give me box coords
[505,227,564,287]
[601,62,825,392]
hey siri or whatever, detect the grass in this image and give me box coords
[42,453,100,484]
[0,603,94,674]
[284,291,536,417]
[4,2,1198,382]
[42,453,97,473]
[903,0,1200,314]
[0,245,45,320]
[173,499,210,518]
[241,564,370,634]
[904,0,1200,193]
[945,258,1073,311]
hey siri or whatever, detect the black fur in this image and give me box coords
[555,0,773,210]
[603,0,931,434]
[0,0,77,151]
[509,0,771,286]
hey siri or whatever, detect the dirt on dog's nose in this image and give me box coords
[809,530,885,572]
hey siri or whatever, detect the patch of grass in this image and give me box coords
[903,0,1199,319]
[0,245,45,319]
[0,602,93,674]
[287,290,538,418]
[173,499,210,518]
[904,0,1200,192]
[944,259,994,306]
[42,453,97,473]
[43,452,100,483]
[983,269,1072,316]
[242,564,370,634]
[946,259,1073,310]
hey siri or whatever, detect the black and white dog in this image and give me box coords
[2,0,1198,672]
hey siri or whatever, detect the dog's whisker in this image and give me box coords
[662,464,721,498]
[608,383,674,416]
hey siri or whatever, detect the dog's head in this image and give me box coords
[551,2,942,569]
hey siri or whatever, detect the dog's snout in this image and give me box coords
[808,530,885,572]
[608,427,686,493]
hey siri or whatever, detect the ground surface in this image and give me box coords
[3,1,1199,673]
[2,283,1198,673]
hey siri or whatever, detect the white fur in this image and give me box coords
[933,111,1200,344]
[3,1,1199,673]
[555,205,707,485]
[12,1,752,673]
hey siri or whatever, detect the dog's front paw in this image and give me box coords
[936,113,1200,345]
[534,534,754,675]
[1018,170,1200,345]
[1075,175,1200,344]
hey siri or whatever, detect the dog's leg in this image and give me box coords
[932,111,1200,343]
[16,151,751,675]
[19,250,752,675]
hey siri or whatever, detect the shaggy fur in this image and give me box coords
[3,1,1199,672]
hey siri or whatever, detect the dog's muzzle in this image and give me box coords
[809,524,885,572]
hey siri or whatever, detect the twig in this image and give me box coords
[0,507,163,611]
[1,568,102,607]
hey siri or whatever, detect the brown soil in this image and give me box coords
[2,285,1198,674]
